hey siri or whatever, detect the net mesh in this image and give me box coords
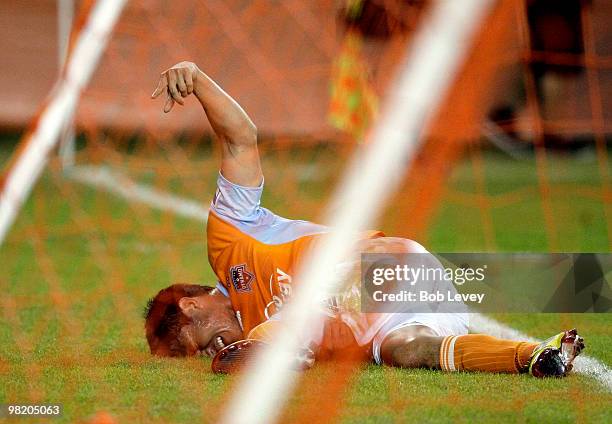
[1,0,610,422]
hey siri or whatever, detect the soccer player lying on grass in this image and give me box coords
[144,61,584,377]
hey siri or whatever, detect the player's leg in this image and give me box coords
[438,329,585,376]
[379,326,544,374]
[379,324,538,373]
[371,312,468,368]
[375,315,584,376]
[437,333,538,373]
[379,324,443,368]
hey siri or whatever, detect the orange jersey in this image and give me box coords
[207,173,328,335]
[207,173,383,336]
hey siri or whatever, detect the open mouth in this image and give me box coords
[201,335,228,357]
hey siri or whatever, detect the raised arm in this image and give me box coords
[152,61,263,187]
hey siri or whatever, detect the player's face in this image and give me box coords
[178,292,243,357]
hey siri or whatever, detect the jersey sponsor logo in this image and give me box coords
[264,268,293,318]
[229,263,255,293]
[276,267,293,299]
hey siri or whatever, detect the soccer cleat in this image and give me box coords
[211,339,266,374]
[528,329,585,378]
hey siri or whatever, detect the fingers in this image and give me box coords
[338,323,351,346]
[166,70,184,105]
[184,70,194,95]
[153,64,196,112]
[177,72,188,97]
[331,321,341,345]
[323,322,333,350]
[163,90,175,113]
[322,319,355,351]
[151,75,167,99]
[323,320,341,350]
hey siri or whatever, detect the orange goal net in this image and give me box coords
[0,0,610,422]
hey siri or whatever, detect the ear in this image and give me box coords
[178,297,200,315]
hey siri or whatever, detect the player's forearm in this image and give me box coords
[194,70,257,147]
[152,62,262,186]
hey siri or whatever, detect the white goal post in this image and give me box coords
[58,0,77,170]
[0,0,127,246]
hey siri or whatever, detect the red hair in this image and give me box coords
[144,284,215,356]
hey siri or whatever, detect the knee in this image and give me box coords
[380,335,438,369]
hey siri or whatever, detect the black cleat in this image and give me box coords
[528,329,585,378]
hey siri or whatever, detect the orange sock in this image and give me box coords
[439,334,538,374]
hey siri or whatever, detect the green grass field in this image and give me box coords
[0,138,611,423]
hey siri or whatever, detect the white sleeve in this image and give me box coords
[211,172,264,223]
[209,172,328,245]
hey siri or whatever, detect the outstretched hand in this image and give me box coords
[151,61,200,113]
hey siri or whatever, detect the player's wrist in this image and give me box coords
[193,69,213,100]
